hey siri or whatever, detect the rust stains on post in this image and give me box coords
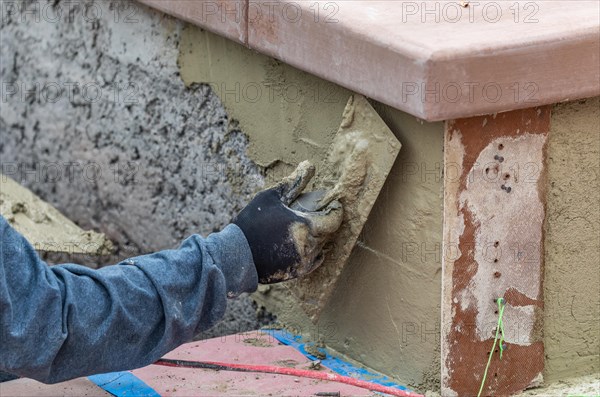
[442,107,551,396]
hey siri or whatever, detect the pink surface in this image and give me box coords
[133,331,374,396]
[0,332,376,396]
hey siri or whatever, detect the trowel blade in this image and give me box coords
[290,190,328,213]
[286,95,401,322]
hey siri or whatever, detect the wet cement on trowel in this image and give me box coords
[288,95,401,321]
[0,175,112,255]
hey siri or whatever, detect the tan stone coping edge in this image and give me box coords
[137,0,600,122]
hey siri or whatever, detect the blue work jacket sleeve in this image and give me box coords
[0,215,257,383]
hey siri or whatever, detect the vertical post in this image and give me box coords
[441,107,551,396]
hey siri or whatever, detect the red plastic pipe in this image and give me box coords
[154,358,424,397]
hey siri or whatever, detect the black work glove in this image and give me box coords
[234,161,343,284]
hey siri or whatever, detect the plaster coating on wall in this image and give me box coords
[0,0,267,337]
[544,97,600,382]
[178,25,445,391]
[178,27,351,170]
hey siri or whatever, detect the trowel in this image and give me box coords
[288,94,401,322]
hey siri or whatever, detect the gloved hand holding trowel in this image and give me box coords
[235,161,343,283]
[0,162,342,383]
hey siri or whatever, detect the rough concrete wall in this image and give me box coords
[0,0,268,337]
[179,27,444,390]
[544,97,600,382]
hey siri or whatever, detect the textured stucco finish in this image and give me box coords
[544,97,600,382]
[0,0,267,337]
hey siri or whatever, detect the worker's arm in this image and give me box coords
[0,162,342,384]
[0,215,257,383]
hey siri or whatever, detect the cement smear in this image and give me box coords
[1,175,112,255]
[178,27,351,169]
[544,97,600,382]
[289,95,401,321]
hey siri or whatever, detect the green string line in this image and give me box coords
[477,298,507,397]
